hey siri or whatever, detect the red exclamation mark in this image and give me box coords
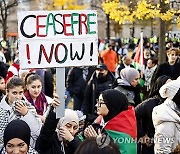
[26,44,31,64]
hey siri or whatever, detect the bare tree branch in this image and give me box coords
[91,4,104,11]
[7,0,18,9]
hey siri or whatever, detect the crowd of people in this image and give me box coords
[0,37,180,154]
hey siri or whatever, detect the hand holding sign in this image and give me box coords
[18,10,98,118]
[18,10,98,69]
[52,93,60,108]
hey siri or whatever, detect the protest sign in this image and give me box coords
[18,10,98,118]
[18,10,98,69]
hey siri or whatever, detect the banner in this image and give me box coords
[18,10,98,69]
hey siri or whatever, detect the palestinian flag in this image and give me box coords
[133,32,145,87]
[104,106,137,154]
[133,32,144,72]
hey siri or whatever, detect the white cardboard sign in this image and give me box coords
[18,10,98,69]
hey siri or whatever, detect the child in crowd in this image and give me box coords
[0,76,42,149]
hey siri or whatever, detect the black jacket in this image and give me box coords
[152,62,180,83]
[36,107,81,154]
[82,71,115,115]
[135,96,163,139]
[66,67,95,98]
[117,63,134,76]
[0,62,8,78]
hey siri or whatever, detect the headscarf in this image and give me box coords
[120,68,139,84]
[57,109,79,129]
[149,75,171,98]
[101,89,129,122]
[4,119,30,148]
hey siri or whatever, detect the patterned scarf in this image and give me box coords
[24,90,48,115]
[0,146,38,154]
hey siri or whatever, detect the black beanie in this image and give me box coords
[3,119,31,147]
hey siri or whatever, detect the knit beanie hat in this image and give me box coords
[159,80,180,99]
[4,119,31,147]
[120,68,139,84]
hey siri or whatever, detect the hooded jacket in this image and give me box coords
[152,99,180,154]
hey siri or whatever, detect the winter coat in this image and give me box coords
[0,61,8,79]
[36,106,81,154]
[0,96,42,149]
[152,99,180,154]
[114,78,141,106]
[135,97,162,139]
[152,62,180,83]
[82,71,115,115]
[66,67,94,98]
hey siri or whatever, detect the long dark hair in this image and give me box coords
[6,76,24,91]
[75,137,120,154]
[148,75,171,98]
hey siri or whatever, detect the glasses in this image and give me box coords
[96,99,106,107]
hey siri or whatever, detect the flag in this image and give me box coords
[133,32,145,87]
[98,38,105,52]
[133,32,144,73]
[104,106,137,154]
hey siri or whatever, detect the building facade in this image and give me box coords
[1,0,179,40]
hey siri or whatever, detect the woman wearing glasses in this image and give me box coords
[84,89,137,154]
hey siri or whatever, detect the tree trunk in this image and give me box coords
[158,19,166,64]
[2,19,7,40]
[106,14,110,40]
[158,0,168,64]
